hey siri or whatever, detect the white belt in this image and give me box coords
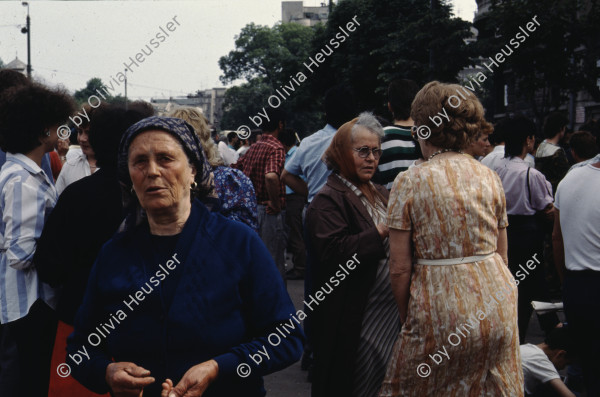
[417,253,495,266]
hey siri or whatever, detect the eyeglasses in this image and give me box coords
[353,146,382,159]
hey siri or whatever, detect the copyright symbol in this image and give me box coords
[416,363,431,378]
[415,125,431,140]
[235,125,252,139]
[57,363,71,378]
[57,125,71,140]
[236,363,251,378]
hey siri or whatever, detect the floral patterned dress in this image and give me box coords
[379,157,523,397]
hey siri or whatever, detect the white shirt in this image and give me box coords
[0,153,57,323]
[525,153,535,167]
[520,344,560,394]
[55,148,97,195]
[555,164,600,271]
[481,145,506,170]
[536,140,561,157]
[494,157,553,215]
[236,145,250,157]
[218,141,239,166]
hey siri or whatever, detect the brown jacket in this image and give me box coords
[305,173,389,397]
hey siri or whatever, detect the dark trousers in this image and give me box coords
[507,215,553,342]
[257,205,287,282]
[285,193,307,273]
[0,325,19,395]
[564,270,600,396]
[6,299,57,397]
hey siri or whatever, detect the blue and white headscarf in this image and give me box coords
[117,116,217,230]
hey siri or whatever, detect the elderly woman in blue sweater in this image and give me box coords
[67,117,303,397]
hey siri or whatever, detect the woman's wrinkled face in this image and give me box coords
[351,127,381,183]
[128,130,196,213]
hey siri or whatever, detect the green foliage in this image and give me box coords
[74,78,106,105]
[74,78,129,106]
[310,0,473,114]
[219,0,472,131]
[219,23,323,136]
[476,0,600,118]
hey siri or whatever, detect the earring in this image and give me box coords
[130,187,135,194]
[44,130,51,136]
[191,181,198,190]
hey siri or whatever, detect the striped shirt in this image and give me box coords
[0,153,57,323]
[377,125,419,190]
[336,174,400,397]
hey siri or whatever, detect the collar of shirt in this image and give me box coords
[323,124,337,134]
[261,133,278,143]
[336,173,364,197]
[492,145,504,154]
[6,152,45,176]
[286,145,297,160]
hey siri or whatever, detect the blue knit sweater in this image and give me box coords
[67,200,303,396]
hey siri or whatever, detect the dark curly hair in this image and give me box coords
[0,70,28,94]
[0,83,75,154]
[88,102,154,170]
[411,81,493,151]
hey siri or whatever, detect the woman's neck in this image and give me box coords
[87,154,97,168]
[147,203,191,236]
[518,146,529,159]
[25,145,47,167]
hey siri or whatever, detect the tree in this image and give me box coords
[0,58,4,69]
[74,77,128,106]
[219,23,324,135]
[308,0,473,116]
[475,0,600,120]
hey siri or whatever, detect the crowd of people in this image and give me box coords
[0,67,598,397]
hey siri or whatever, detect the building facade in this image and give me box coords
[282,1,329,26]
[151,87,226,130]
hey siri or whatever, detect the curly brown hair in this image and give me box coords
[411,81,493,151]
[0,83,75,154]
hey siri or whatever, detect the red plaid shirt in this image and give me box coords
[234,134,286,208]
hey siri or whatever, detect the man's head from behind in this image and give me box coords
[543,326,574,371]
[387,79,419,122]
[570,130,598,163]
[261,107,286,135]
[543,112,568,139]
[324,85,357,130]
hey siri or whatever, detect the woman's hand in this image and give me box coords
[56,138,69,158]
[376,223,389,239]
[161,360,219,397]
[105,362,155,397]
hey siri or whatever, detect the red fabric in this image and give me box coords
[49,151,63,182]
[48,321,109,397]
[234,134,286,207]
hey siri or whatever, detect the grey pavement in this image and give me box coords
[264,279,311,397]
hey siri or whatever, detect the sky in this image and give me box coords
[0,0,477,100]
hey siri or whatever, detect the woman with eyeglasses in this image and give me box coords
[305,112,399,397]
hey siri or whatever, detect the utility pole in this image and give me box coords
[124,69,128,110]
[21,2,31,79]
[429,0,437,80]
